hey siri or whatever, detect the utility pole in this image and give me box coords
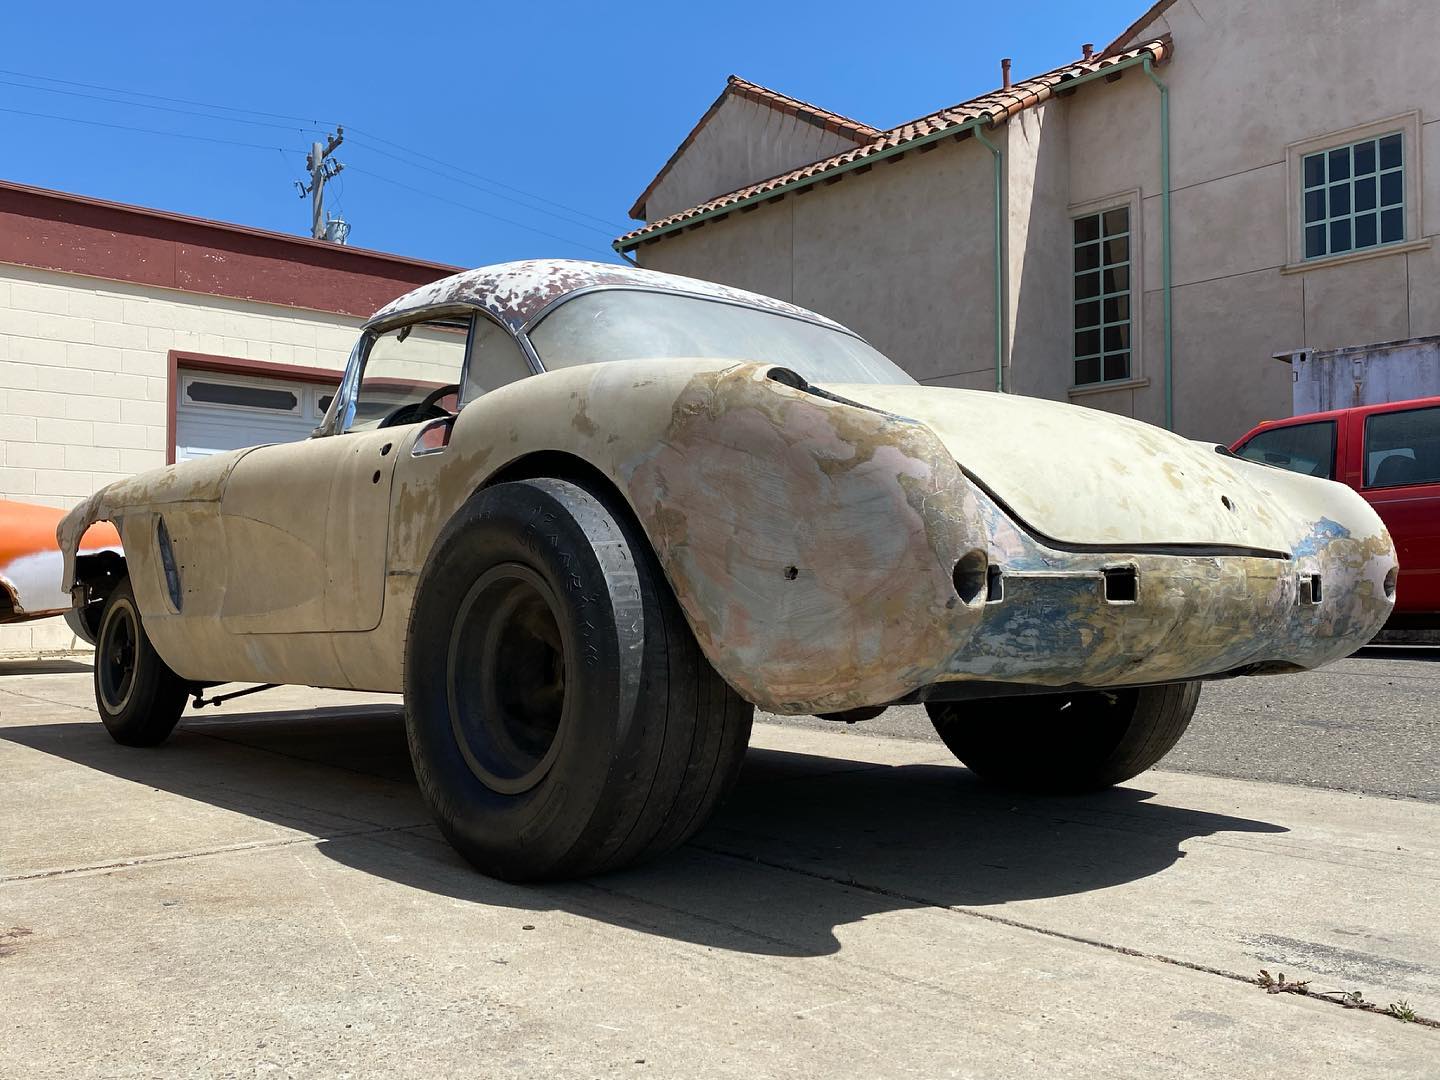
[295,127,345,241]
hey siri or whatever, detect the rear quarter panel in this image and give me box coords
[329,358,992,712]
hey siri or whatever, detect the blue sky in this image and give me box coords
[2,0,1145,268]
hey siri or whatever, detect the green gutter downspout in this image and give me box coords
[974,122,1006,393]
[1142,55,1174,430]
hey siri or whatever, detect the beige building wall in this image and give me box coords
[1101,0,1440,439]
[0,261,364,654]
[645,95,864,221]
[641,136,1000,386]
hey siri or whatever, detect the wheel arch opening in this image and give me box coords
[481,451,646,542]
[70,549,128,640]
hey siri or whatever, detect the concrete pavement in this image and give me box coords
[1,666,1437,1077]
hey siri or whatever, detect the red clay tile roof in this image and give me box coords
[627,75,880,220]
[617,39,1170,251]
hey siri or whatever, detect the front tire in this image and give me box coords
[93,578,189,747]
[926,682,1200,792]
[404,478,753,882]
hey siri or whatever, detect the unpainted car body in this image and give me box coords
[55,260,1398,878]
[59,261,1395,711]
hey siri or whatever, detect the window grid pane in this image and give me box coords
[1302,131,1404,260]
[1073,208,1132,386]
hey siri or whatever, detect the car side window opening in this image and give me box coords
[343,316,472,433]
[462,316,533,402]
[1234,420,1337,479]
[527,289,917,386]
[1364,406,1440,488]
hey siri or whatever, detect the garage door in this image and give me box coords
[175,368,339,462]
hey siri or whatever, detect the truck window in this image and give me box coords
[1234,420,1336,479]
[1364,406,1440,487]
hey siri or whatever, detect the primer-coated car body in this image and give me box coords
[58,261,1398,714]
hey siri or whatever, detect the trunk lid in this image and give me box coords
[824,383,1296,553]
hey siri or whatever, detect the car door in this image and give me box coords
[1357,403,1440,617]
[217,314,474,634]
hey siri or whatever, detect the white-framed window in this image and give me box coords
[1072,203,1134,387]
[1301,132,1404,259]
[1285,113,1424,269]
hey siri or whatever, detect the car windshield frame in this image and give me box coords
[520,285,917,386]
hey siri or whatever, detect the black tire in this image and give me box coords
[926,681,1200,792]
[404,478,753,882]
[93,578,189,747]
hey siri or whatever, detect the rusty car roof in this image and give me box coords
[368,259,848,333]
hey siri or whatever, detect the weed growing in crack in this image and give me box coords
[1387,1000,1417,1023]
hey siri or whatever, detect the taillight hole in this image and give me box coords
[986,565,1004,603]
[1103,567,1138,603]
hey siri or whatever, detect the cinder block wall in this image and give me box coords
[0,262,363,655]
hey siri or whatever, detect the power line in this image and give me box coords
[343,133,618,237]
[0,66,630,241]
[0,104,303,153]
[345,126,628,231]
[0,67,337,128]
[0,75,328,136]
[347,166,611,257]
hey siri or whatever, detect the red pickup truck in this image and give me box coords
[1232,397,1440,635]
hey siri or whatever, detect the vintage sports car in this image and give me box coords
[1,498,120,633]
[58,260,1398,880]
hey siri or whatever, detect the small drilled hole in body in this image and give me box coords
[783,565,799,580]
[1221,495,1234,511]
[1384,567,1398,598]
[371,470,381,484]
[1103,567,1138,603]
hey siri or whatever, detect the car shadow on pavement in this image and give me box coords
[0,658,93,675]
[3,707,1287,958]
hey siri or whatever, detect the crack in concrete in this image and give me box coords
[693,842,1440,1031]
[0,823,431,886]
[0,686,93,713]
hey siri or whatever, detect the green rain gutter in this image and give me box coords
[1142,54,1174,431]
[973,123,1006,393]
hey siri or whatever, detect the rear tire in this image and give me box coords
[93,578,189,747]
[926,682,1200,792]
[404,478,753,882]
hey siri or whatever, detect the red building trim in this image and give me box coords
[166,350,342,464]
[0,178,460,319]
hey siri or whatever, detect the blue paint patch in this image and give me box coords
[1292,517,1351,559]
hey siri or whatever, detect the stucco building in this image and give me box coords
[0,180,455,652]
[617,0,1440,444]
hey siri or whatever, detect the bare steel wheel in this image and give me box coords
[446,564,570,795]
[93,578,188,747]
